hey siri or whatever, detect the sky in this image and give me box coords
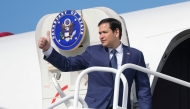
[0,0,189,34]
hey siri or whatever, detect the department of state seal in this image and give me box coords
[51,10,86,51]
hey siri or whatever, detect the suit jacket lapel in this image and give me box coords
[122,44,131,65]
[101,46,115,83]
[100,45,131,84]
[101,46,110,67]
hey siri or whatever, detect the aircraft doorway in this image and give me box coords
[152,29,190,109]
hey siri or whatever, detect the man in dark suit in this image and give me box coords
[38,18,152,109]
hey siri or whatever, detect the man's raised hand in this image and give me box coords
[38,31,51,51]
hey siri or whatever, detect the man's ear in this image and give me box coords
[115,28,120,38]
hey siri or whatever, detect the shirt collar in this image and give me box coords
[108,43,123,54]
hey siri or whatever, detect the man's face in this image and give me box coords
[99,22,119,48]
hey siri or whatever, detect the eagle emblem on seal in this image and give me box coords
[60,18,76,42]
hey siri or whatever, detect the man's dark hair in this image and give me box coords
[98,18,122,39]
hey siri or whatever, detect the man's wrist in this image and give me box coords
[43,46,53,58]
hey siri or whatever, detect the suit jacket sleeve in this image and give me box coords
[135,52,152,109]
[44,47,91,72]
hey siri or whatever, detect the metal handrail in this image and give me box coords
[73,67,128,109]
[113,63,190,109]
[43,67,128,109]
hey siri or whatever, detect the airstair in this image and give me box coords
[1,63,190,109]
[42,63,190,109]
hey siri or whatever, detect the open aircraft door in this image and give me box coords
[152,29,190,109]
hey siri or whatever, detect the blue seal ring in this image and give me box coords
[51,10,86,51]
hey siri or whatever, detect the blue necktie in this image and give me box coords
[108,49,117,108]
[110,49,118,79]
